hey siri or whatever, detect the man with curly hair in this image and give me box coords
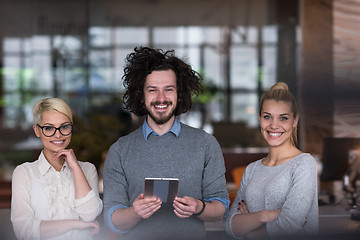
[103,47,229,240]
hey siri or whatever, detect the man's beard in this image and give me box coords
[147,101,176,125]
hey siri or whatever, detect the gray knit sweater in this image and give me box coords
[103,123,229,240]
[225,153,319,238]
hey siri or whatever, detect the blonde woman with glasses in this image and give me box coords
[11,98,103,240]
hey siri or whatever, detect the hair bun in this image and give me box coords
[270,82,289,92]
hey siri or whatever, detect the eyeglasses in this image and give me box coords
[37,124,73,137]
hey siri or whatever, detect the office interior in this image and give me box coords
[0,0,360,239]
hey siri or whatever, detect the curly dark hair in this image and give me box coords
[122,47,203,116]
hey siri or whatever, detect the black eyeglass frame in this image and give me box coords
[36,124,73,137]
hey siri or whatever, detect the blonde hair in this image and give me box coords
[32,98,73,125]
[259,82,299,146]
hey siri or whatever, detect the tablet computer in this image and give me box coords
[144,178,179,205]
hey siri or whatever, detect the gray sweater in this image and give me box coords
[225,153,319,238]
[103,123,229,240]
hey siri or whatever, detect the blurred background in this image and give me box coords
[0,0,360,237]
[0,0,291,177]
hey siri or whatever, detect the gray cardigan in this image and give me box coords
[225,153,319,238]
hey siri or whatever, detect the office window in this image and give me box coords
[1,25,279,132]
[230,46,258,90]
